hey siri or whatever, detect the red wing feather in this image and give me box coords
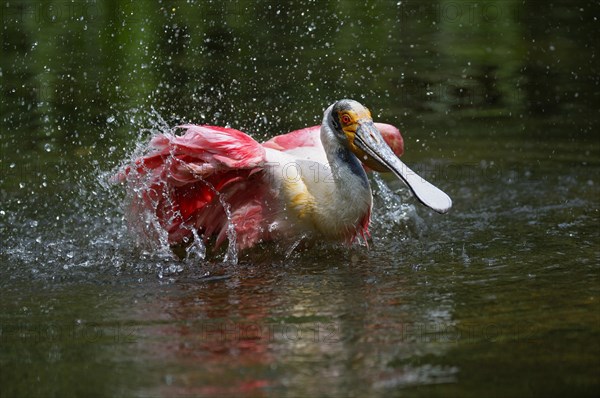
[119,125,272,250]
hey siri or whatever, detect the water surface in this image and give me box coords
[1,1,599,397]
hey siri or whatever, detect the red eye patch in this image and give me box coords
[341,114,351,124]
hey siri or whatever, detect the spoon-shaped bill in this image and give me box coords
[354,121,452,214]
[384,156,452,213]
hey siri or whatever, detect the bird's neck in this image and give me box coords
[320,124,370,190]
[315,123,372,241]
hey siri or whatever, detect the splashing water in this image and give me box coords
[112,113,422,265]
[0,108,211,285]
[112,109,246,265]
[215,192,239,265]
[371,174,425,238]
[1,106,423,288]
[112,111,420,265]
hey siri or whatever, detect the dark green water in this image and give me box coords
[1,1,599,397]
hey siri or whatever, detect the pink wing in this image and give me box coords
[261,122,404,158]
[262,125,321,151]
[118,125,274,250]
[375,123,404,157]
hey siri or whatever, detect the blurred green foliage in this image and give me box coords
[0,0,598,158]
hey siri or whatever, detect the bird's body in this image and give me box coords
[118,100,451,254]
[263,129,373,243]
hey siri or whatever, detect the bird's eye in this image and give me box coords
[341,114,352,125]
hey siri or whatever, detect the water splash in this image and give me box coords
[371,173,425,238]
[113,109,240,266]
[0,107,213,286]
[1,105,434,288]
[216,193,239,266]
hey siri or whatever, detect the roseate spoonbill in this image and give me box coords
[117,99,451,253]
